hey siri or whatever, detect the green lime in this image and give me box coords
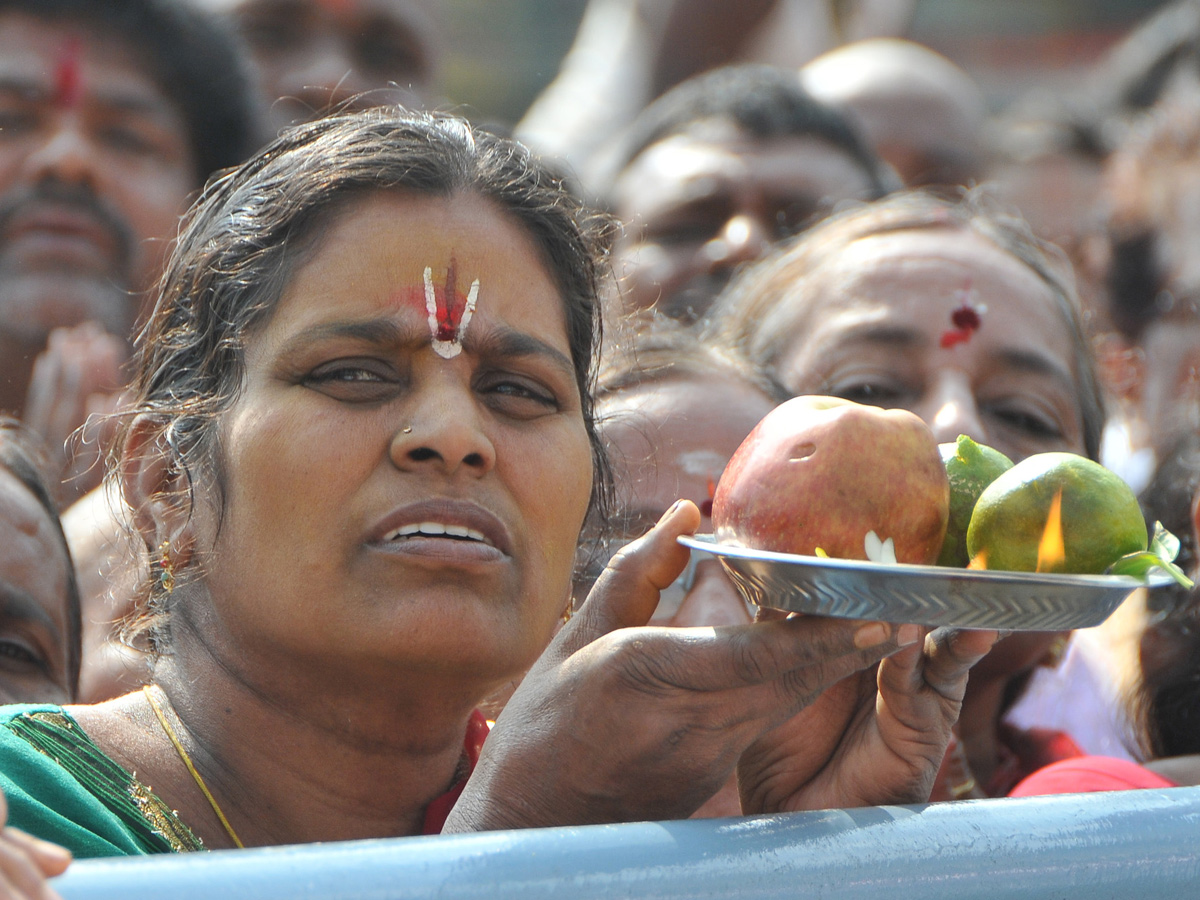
[966,452,1148,575]
[937,435,1014,567]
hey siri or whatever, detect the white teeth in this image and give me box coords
[383,522,492,546]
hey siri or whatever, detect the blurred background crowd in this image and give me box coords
[3,0,1200,854]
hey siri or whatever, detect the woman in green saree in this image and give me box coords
[0,108,995,896]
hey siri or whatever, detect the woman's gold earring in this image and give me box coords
[561,598,575,624]
[159,540,176,594]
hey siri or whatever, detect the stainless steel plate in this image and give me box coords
[678,534,1169,630]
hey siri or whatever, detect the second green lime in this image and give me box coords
[937,434,1013,567]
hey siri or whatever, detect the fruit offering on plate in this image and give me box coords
[937,434,1013,568]
[711,396,949,564]
[964,450,1193,588]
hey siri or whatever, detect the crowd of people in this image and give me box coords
[0,0,1198,895]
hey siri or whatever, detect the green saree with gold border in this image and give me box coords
[0,705,203,858]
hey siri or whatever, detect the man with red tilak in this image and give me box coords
[0,0,259,494]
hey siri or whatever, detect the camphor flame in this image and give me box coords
[1036,488,1066,572]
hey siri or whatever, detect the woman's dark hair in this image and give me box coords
[1140,431,1200,594]
[114,108,615,641]
[704,188,1108,461]
[1127,423,1200,760]
[0,419,82,698]
[1131,592,1200,760]
[596,313,787,405]
[0,0,263,182]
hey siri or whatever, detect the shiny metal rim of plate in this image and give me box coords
[677,534,1170,631]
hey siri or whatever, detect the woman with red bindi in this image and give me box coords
[707,189,1107,799]
[0,113,992,877]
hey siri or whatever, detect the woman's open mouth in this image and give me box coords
[382,522,494,547]
[370,502,511,565]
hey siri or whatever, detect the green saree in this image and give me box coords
[0,705,203,858]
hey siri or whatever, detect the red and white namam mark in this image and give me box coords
[940,282,987,349]
[424,261,479,359]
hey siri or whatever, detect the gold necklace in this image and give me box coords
[143,685,245,849]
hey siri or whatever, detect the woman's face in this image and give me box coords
[587,373,775,625]
[188,192,593,692]
[775,227,1088,462]
[0,467,72,703]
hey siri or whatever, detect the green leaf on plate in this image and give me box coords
[1150,521,1181,562]
[1107,522,1194,589]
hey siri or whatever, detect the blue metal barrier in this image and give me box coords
[57,786,1200,899]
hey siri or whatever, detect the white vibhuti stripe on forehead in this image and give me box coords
[424,265,440,343]
[458,278,480,343]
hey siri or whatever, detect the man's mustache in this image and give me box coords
[0,179,134,273]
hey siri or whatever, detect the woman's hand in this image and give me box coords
[445,501,933,832]
[0,792,70,899]
[738,619,997,813]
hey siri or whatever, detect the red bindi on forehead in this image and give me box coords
[940,281,986,349]
[53,36,84,109]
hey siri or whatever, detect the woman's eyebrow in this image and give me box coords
[991,347,1076,391]
[820,321,925,351]
[464,323,575,378]
[275,317,426,356]
[0,581,61,640]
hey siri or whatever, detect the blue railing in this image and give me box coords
[56,786,1200,899]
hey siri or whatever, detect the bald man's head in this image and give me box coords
[802,38,987,188]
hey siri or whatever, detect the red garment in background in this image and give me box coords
[988,723,1084,797]
[1010,755,1179,797]
[422,710,491,834]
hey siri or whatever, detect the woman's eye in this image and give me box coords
[492,381,556,404]
[830,381,905,406]
[0,639,45,672]
[304,362,398,401]
[480,377,558,416]
[316,367,383,382]
[989,405,1063,440]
